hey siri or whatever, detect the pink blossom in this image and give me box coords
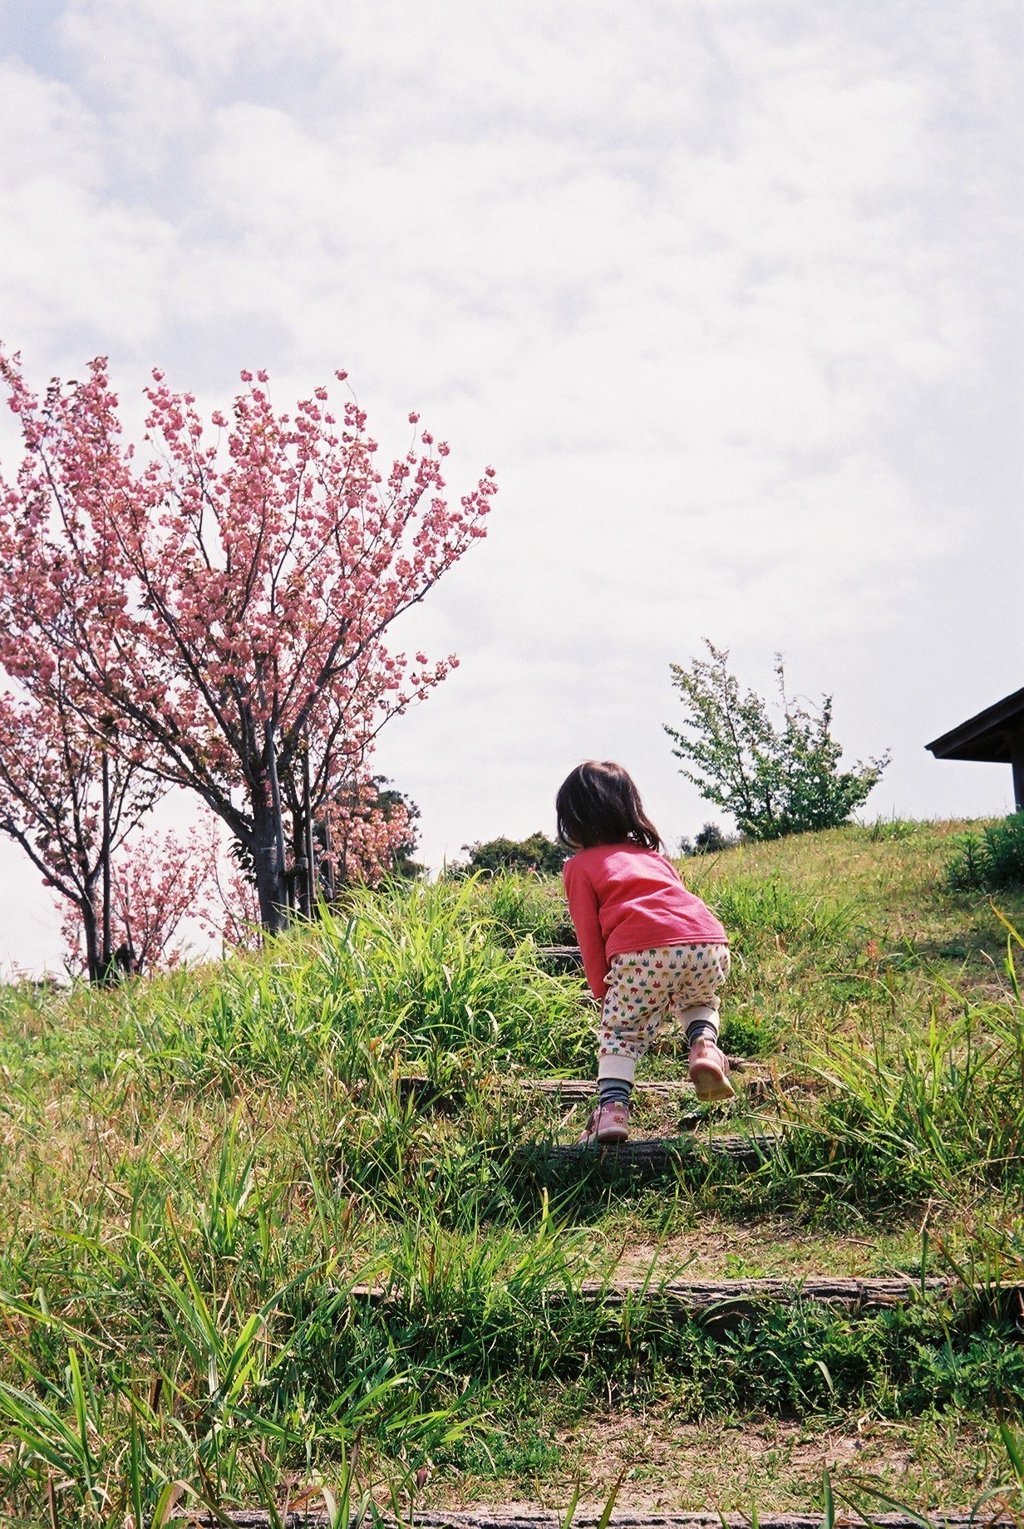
[0,351,498,937]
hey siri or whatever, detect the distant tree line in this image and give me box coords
[449,832,568,877]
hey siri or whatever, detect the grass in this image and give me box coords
[0,825,1022,1522]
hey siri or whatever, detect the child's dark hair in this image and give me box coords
[555,761,662,851]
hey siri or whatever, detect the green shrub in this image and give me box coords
[706,875,857,951]
[666,641,890,840]
[448,833,568,876]
[719,1006,784,1058]
[945,813,1024,891]
[474,872,575,947]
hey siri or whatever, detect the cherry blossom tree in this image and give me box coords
[58,818,222,976]
[311,776,419,905]
[0,677,161,981]
[0,352,496,934]
[203,833,263,953]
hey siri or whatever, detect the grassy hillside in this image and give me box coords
[0,820,1021,1524]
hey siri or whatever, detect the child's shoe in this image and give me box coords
[688,1036,735,1101]
[579,1100,630,1145]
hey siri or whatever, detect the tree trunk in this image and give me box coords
[80,896,102,984]
[301,734,316,916]
[240,724,292,935]
[322,811,336,902]
[250,799,289,934]
[100,746,112,976]
[292,816,311,918]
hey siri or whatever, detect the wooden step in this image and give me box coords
[201,1502,1020,1528]
[343,1272,998,1317]
[517,1069,759,1098]
[508,1132,781,1175]
[395,1065,771,1111]
[572,1274,951,1314]
[516,1072,783,1109]
[395,1511,1019,1529]
[343,1271,1024,1319]
[536,943,584,971]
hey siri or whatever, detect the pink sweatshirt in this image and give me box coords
[562,842,728,1000]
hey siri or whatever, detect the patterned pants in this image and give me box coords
[597,943,731,1083]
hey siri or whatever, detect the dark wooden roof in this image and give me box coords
[926,685,1024,762]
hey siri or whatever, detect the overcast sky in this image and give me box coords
[0,0,1021,973]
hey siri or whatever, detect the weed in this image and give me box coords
[864,816,922,842]
[720,1006,785,1058]
[704,875,859,952]
[946,812,1024,892]
[3,839,1023,1517]
[475,871,576,947]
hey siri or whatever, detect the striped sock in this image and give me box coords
[685,1016,718,1047]
[598,1076,633,1109]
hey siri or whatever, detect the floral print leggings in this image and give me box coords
[598,942,731,1063]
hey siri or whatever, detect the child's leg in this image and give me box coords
[664,945,734,1100]
[682,1003,720,1046]
[598,950,671,1092]
[665,943,730,1035]
[582,952,666,1143]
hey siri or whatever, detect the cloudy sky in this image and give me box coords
[0,0,1021,972]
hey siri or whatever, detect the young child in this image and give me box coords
[557,760,733,1145]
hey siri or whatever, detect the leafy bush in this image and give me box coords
[448,832,568,876]
[680,822,735,856]
[945,813,1024,891]
[719,1006,784,1058]
[473,872,575,947]
[666,641,890,840]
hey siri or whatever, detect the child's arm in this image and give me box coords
[563,858,608,1000]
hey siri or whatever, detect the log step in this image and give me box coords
[395,1066,769,1111]
[508,1132,781,1175]
[573,1275,952,1313]
[595,1276,1021,1322]
[202,1502,1020,1528]
[516,1072,776,1104]
[398,1511,1018,1529]
[342,1273,1022,1319]
[519,1068,758,1095]
[536,943,584,971]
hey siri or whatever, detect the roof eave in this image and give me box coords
[926,685,1024,760]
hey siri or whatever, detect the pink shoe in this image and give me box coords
[688,1037,735,1101]
[579,1100,630,1145]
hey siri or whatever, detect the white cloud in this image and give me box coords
[0,0,1018,961]
[0,60,176,357]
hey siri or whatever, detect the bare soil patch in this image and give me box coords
[428,1414,1003,1515]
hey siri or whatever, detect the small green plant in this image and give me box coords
[946,812,1024,892]
[706,874,858,951]
[665,640,890,839]
[865,815,920,842]
[719,1006,784,1058]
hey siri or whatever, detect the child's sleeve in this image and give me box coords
[563,858,608,1000]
